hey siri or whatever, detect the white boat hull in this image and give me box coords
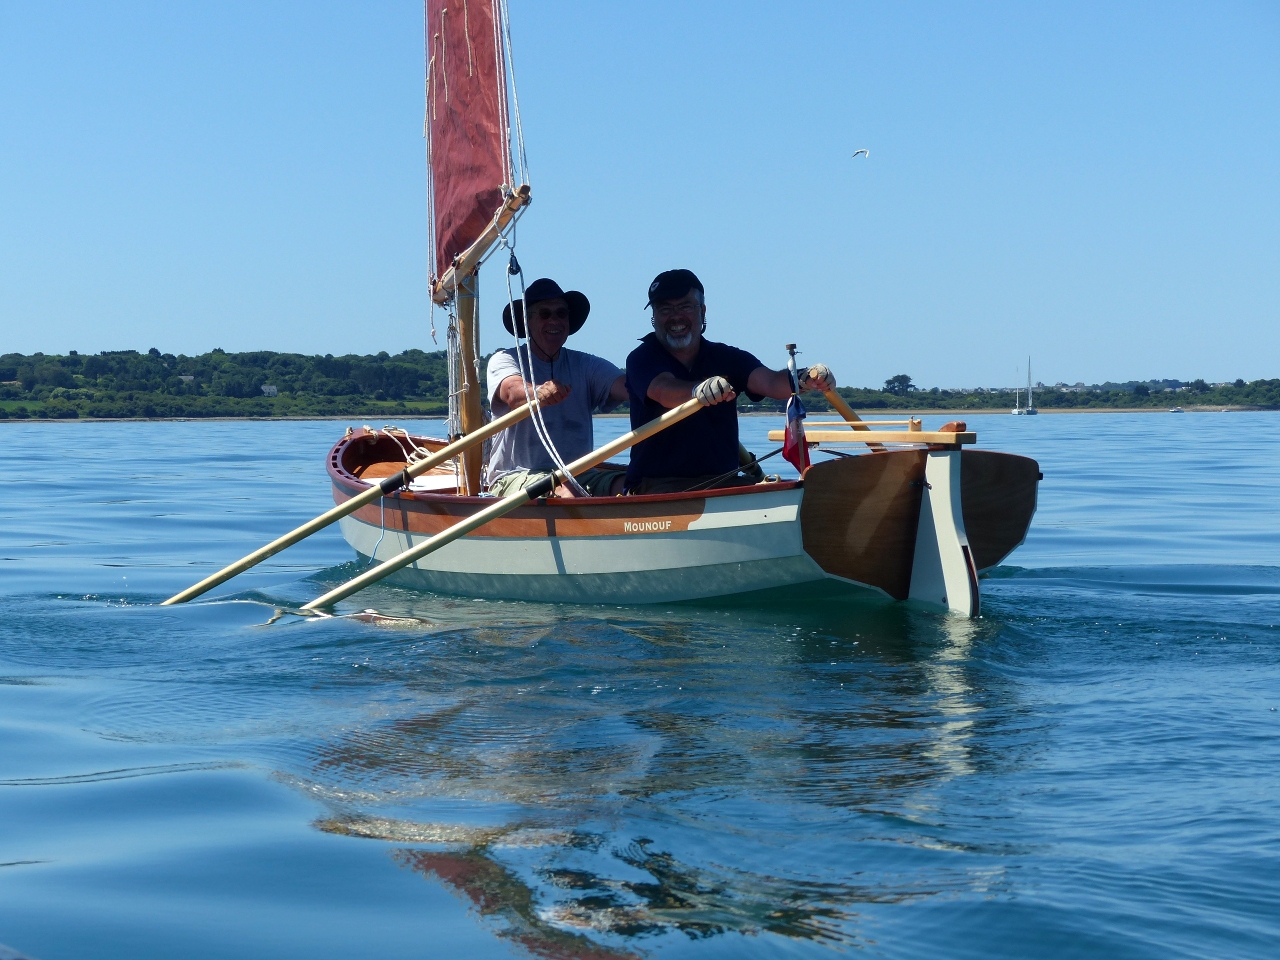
[338,486,838,604]
[326,430,1041,615]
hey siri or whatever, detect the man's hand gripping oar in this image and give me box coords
[787,350,884,452]
[161,404,537,605]
[299,393,710,613]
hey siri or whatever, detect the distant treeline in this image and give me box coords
[1,349,1278,420]
[846,373,1280,412]
[0,348,452,419]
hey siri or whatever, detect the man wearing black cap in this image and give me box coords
[625,269,835,495]
[486,277,629,497]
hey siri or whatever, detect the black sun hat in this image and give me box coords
[502,278,590,337]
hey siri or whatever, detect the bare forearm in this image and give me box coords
[498,379,538,408]
[608,374,628,404]
[647,376,701,408]
[748,367,794,400]
[497,375,570,409]
[746,364,835,400]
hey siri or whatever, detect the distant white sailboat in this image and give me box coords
[1012,357,1038,415]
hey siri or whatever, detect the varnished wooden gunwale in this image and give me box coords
[326,431,1038,579]
[327,430,801,539]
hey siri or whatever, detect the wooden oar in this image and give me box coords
[160,404,535,606]
[300,396,706,612]
[821,387,885,452]
[821,388,867,427]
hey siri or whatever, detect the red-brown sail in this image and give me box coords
[425,0,510,279]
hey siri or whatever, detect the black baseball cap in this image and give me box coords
[502,277,590,336]
[645,269,704,308]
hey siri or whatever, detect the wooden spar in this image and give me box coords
[454,272,485,495]
[431,185,530,304]
[805,419,916,427]
[768,429,975,445]
[160,403,535,605]
[301,396,706,611]
[430,185,530,495]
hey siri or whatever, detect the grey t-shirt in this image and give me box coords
[485,346,623,482]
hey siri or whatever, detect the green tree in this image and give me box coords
[883,374,915,396]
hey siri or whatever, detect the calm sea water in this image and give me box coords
[2,412,1278,959]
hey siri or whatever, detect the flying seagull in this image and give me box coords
[852,149,869,159]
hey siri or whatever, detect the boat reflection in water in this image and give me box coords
[300,596,1014,954]
[918,617,983,780]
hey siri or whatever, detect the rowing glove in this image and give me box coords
[694,376,734,405]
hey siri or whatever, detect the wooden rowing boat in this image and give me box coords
[327,424,1039,615]
[161,4,1042,617]
[311,2,1042,617]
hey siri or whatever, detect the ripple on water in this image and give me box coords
[3,417,1280,958]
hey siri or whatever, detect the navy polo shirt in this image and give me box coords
[625,333,765,486]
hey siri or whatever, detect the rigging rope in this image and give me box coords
[368,496,387,566]
[461,0,475,77]
[489,1,511,191]
[684,447,785,492]
[424,16,437,344]
[499,243,587,497]
[383,426,432,466]
[497,0,528,187]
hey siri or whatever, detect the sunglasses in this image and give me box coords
[531,306,570,321]
[652,302,699,320]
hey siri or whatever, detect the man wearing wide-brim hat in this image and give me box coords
[486,277,630,497]
[625,269,835,495]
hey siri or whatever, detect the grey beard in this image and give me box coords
[655,326,693,350]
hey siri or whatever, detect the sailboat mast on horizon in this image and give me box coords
[1012,356,1038,415]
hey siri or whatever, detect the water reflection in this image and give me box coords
[299,596,1016,952]
[394,836,871,952]
[318,814,917,953]
[396,845,642,960]
[919,617,982,778]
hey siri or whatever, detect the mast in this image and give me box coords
[424,0,529,494]
[454,273,485,493]
[1028,356,1034,410]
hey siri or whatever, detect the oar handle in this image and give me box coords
[160,403,534,605]
[301,396,706,611]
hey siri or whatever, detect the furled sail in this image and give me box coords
[424,0,527,495]
[425,0,523,287]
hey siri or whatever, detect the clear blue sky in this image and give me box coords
[2,1,1276,388]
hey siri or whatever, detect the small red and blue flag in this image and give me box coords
[782,394,810,474]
